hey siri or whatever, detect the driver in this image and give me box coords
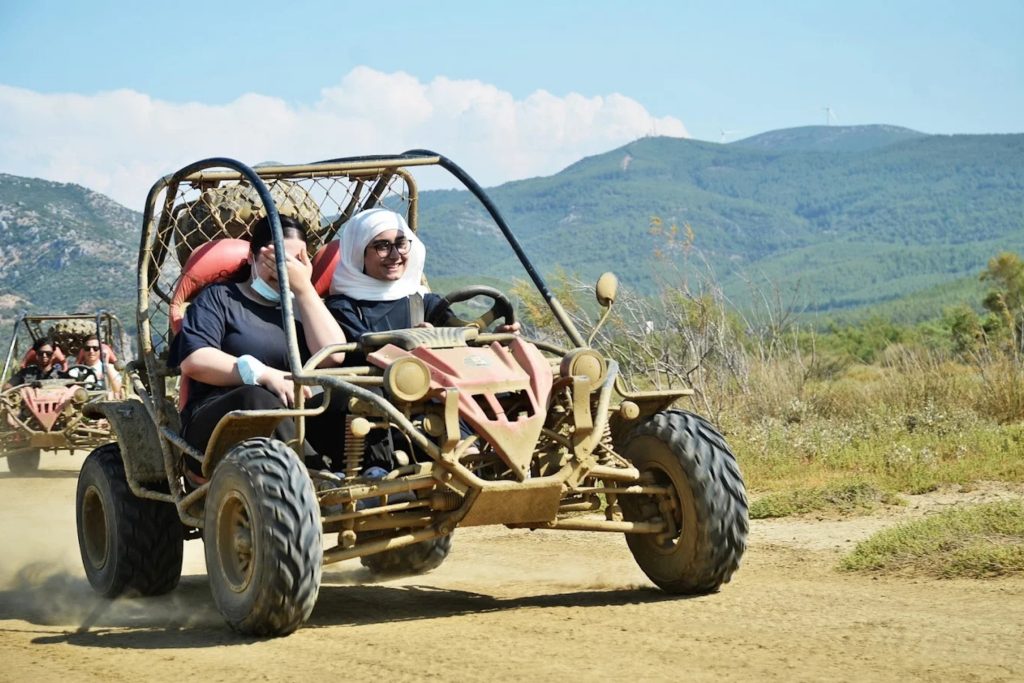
[4,337,64,388]
[323,208,519,477]
[79,334,123,393]
[324,208,519,361]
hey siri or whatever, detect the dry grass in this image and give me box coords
[839,501,1024,578]
[713,349,1024,504]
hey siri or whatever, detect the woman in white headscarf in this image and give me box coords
[326,208,519,476]
[325,208,455,361]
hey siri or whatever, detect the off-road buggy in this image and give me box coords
[1,311,130,474]
[76,153,748,636]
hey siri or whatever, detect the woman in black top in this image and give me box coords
[169,214,347,474]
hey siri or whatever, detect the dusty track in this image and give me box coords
[1,453,1022,682]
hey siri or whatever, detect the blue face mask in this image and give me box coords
[251,273,281,303]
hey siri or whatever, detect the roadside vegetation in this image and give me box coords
[839,500,1024,578]
[515,247,1024,525]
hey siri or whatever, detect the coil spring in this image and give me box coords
[597,420,616,462]
[431,489,464,512]
[344,414,365,478]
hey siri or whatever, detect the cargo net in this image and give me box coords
[143,167,415,357]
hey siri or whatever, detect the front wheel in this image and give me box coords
[76,444,184,597]
[204,438,322,637]
[618,410,748,594]
[6,449,41,474]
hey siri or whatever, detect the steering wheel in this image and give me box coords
[441,286,515,331]
[65,364,100,389]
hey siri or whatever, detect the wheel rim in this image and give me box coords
[216,490,255,593]
[643,462,687,553]
[81,484,109,570]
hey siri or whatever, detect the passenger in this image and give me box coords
[4,337,64,388]
[79,334,123,393]
[168,214,348,474]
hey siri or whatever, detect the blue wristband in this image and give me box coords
[236,355,267,386]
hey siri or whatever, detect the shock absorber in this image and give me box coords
[344,414,366,478]
[598,419,624,522]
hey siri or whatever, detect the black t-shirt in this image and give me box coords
[325,293,451,366]
[11,362,64,385]
[169,282,309,417]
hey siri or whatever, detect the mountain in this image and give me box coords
[730,124,928,152]
[415,126,1024,318]
[1,124,1021,328]
[0,174,139,325]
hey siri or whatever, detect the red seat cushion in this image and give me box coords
[21,346,67,368]
[169,239,250,412]
[311,240,340,297]
[169,239,250,335]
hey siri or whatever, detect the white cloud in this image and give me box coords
[0,67,687,211]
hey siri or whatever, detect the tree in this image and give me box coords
[980,252,1024,353]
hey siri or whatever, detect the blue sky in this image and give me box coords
[1,0,1021,208]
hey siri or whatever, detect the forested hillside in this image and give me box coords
[415,126,1024,319]
[1,125,1021,327]
[0,174,137,323]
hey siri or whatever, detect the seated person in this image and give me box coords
[4,337,64,388]
[78,334,123,393]
[325,208,519,357]
[168,214,348,475]
[324,208,519,473]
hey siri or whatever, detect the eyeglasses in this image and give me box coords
[38,350,53,357]
[369,237,411,258]
[84,345,101,351]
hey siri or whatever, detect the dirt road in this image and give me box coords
[1,453,1022,682]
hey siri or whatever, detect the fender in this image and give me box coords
[84,397,166,483]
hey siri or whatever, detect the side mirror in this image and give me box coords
[595,272,619,308]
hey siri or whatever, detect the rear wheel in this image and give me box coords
[205,438,322,637]
[360,533,454,576]
[619,410,748,594]
[6,449,41,474]
[76,444,184,597]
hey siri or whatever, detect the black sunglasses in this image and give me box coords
[84,345,101,351]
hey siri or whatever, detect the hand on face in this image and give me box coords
[256,237,313,296]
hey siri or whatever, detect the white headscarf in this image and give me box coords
[329,208,428,301]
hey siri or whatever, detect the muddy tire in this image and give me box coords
[76,443,184,597]
[205,438,322,637]
[360,533,454,576]
[619,410,748,594]
[6,449,41,474]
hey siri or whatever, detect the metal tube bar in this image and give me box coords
[508,518,665,533]
[322,526,442,564]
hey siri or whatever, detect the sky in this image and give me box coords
[0,0,1021,210]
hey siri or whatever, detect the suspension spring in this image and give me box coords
[344,414,365,478]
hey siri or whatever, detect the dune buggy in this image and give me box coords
[1,311,130,474]
[76,152,748,636]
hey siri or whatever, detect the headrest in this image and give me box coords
[21,346,67,368]
[311,240,340,297]
[170,239,250,334]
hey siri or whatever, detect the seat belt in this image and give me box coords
[408,293,424,327]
